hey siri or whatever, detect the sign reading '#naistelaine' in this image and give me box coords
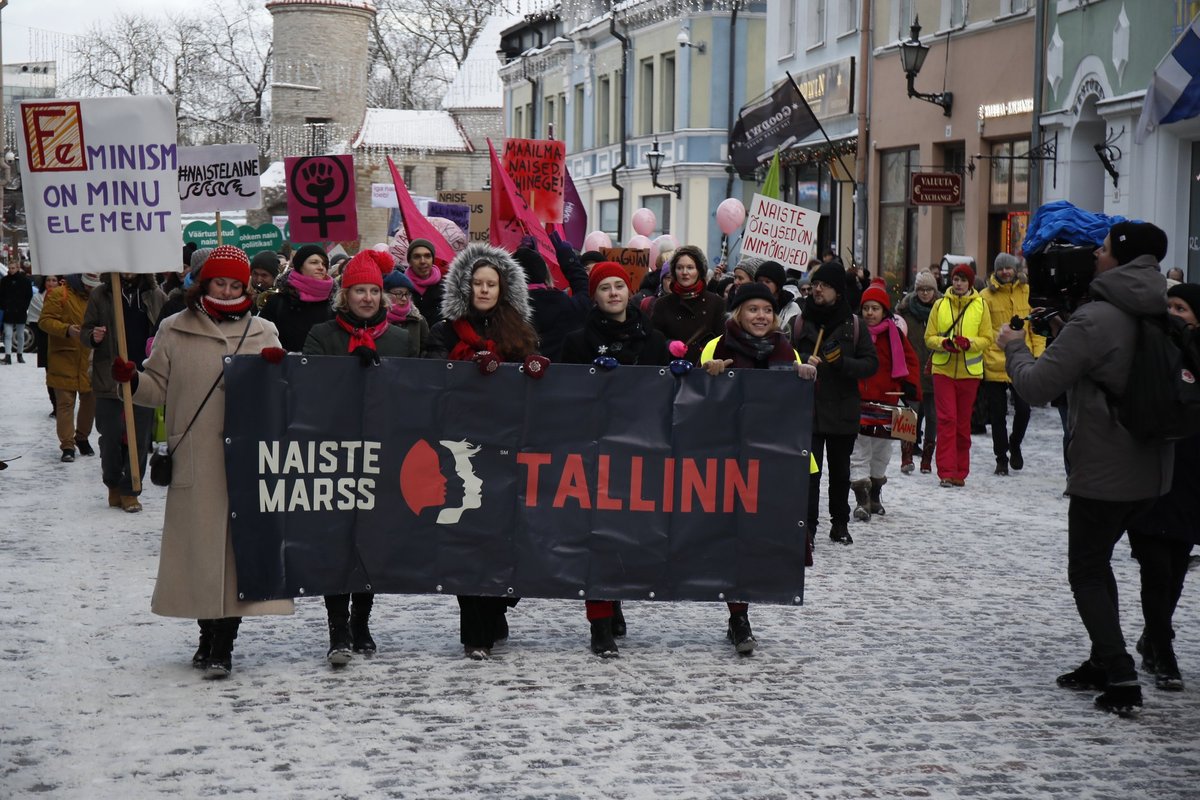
[910,172,963,206]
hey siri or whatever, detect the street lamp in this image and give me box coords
[899,18,953,116]
[645,138,681,199]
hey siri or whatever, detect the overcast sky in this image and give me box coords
[3,0,227,62]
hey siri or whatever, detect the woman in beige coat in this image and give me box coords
[113,246,293,679]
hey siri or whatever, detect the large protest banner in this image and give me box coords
[224,358,812,605]
[17,96,182,275]
[177,144,261,213]
[285,154,358,241]
[501,138,566,224]
[740,193,821,272]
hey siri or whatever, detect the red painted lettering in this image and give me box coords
[662,457,674,513]
[723,459,759,513]
[596,455,623,510]
[553,453,592,509]
[516,452,552,506]
[681,458,717,513]
[629,456,655,512]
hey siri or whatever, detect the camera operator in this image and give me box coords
[996,221,1172,717]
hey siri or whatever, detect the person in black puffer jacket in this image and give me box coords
[513,238,589,362]
[260,245,335,352]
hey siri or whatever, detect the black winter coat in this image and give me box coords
[302,317,417,358]
[1129,434,1200,546]
[529,245,590,362]
[425,315,534,362]
[792,312,878,435]
[650,290,726,365]
[412,279,446,326]
[0,270,34,324]
[260,289,335,353]
[560,305,670,366]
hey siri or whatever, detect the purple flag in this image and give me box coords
[561,167,587,250]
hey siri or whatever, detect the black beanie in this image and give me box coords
[1109,221,1168,265]
[729,281,778,312]
[809,261,847,296]
[580,251,606,268]
[291,244,328,272]
[250,250,280,277]
[1167,282,1200,320]
[512,246,550,286]
[756,260,788,291]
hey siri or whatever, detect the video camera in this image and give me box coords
[1024,242,1096,334]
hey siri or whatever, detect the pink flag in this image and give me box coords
[488,139,565,287]
[387,157,455,268]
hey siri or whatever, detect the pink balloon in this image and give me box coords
[583,230,612,252]
[649,242,661,268]
[631,207,657,237]
[626,234,652,251]
[716,198,747,235]
[654,233,678,252]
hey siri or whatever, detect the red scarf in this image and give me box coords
[671,278,704,299]
[335,312,390,353]
[447,317,499,362]
[200,294,252,321]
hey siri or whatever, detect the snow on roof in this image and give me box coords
[440,13,519,110]
[261,160,286,189]
[352,108,471,152]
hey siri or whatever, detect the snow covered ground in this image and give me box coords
[1,359,1197,798]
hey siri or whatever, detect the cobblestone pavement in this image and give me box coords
[1,361,1197,798]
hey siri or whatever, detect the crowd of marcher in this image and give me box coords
[5,218,1194,721]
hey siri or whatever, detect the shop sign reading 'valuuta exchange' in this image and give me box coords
[910,172,963,206]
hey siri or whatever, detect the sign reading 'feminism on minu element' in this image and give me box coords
[285,154,358,241]
[501,138,566,225]
[17,95,183,276]
[177,144,262,213]
[740,193,821,272]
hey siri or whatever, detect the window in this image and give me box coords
[305,117,331,155]
[897,0,916,36]
[662,55,676,131]
[598,76,611,146]
[524,103,534,138]
[435,167,447,192]
[839,0,858,34]
[640,194,671,237]
[878,148,919,290]
[640,58,655,135]
[514,107,524,140]
[403,165,415,187]
[945,0,966,28]
[779,0,797,55]
[545,96,556,139]
[807,0,826,47]
[598,199,619,238]
[989,140,1030,206]
[1002,0,1030,13]
[573,86,585,151]
[557,93,567,144]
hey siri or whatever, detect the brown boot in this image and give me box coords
[900,441,915,474]
[920,443,934,474]
[108,486,122,508]
[120,495,143,513]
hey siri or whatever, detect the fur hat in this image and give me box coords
[341,250,391,289]
[809,261,847,295]
[729,282,777,312]
[250,250,280,278]
[588,262,628,298]
[860,283,892,312]
[200,245,251,286]
[440,242,532,322]
[512,246,551,286]
[407,238,436,261]
[383,270,415,292]
[1109,221,1169,265]
[291,244,328,273]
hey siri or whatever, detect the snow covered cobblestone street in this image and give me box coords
[1,360,1197,798]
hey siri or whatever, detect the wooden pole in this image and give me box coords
[110,273,141,493]
[215,211,223,246]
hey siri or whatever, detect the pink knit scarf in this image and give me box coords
[289,271,334,303]
[405,265,442,295]
[867,317,909,380]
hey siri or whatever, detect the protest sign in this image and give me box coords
[17,96,182,275]
[285,154,357,241]
[183,219,239,249]
[437,190,490,244]
[600,247,650,294]
[237,223,284,256]
[740,193,821,272]
[371,182,398,208]
[427,201,470,235]
[501,138,566,224]
[177,144,261,213]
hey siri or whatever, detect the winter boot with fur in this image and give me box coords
[900,441,915,474]
[204,617,241,679]
[851,479,872,521]
[869,477,887,515]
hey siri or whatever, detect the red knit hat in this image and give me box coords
[341,250,391,289]
[588,261,629,298]
[859,283,891,312]
[199,245,251,286]
[951,263,976,285]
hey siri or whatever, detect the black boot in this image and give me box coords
[0,355,10,365]
[1056,659,1106,691]
[1009,437,1024,470]
[350,594,376,655]
[204,617,240,679]
[829,520,853,544]
[611,601,627,638]
[75,437,95,457]
[869,477,887,515]
[727,613,756,654]
[16,353,24,364]
[851,480,871,521]
[994,457,1009,476]
[590,617,619,658]
[1152,640,1184,691]
[325,595,352,666]
[1094,683,1142,717]
[192,619,215,669]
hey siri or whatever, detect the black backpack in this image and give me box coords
[1109,312,1200,441]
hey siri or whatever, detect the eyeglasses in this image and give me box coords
[388,290,410,300]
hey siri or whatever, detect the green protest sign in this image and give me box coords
[237,224,284,256]
[183,219,239,249]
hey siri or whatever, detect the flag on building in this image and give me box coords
[729,80,821,177]
[1135,11,1200,144]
